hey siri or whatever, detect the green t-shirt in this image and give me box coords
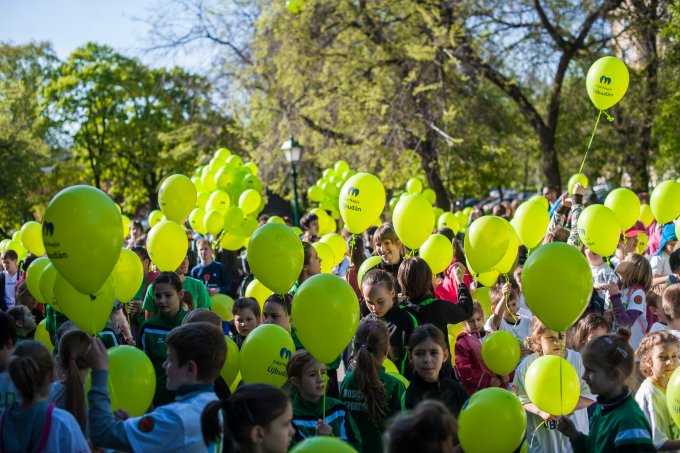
[142,276,212,313]
[339,369,405,453]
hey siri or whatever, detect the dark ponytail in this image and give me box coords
[56,329,92,432]
[8,341,54,404]
[352,318,389,425]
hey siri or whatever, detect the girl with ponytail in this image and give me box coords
[49,329,92,434]
[202,383,294,453]
[339,318,405,453]
[0,341,89,452]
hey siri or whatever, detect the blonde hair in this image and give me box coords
[636,331,679,377]
[663,284,680,321]
[524,317,555,355]
[619,254,653,291]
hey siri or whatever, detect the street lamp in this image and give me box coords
[281,136,302,226]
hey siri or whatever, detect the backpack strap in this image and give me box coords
[33,403,54,453]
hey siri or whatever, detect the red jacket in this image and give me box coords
[454,330,506,395]
[436,260,473,303]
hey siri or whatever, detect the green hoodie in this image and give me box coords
[290,391,362,451]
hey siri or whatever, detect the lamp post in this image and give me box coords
[281,136,302,226]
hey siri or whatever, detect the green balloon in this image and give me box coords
[605,188,640,231]
[290,437,356,453]
[393,194,435,249]
[54,273,115,335]
[357,256,382,286]
[246,223,303,294]
[43,185,122,295]
[26,257,50,304]
[240,324,294,387]
[586,56,629,111]
[577,204,620,257]
[464,216,510,274]
[651,180,680,225]
[522,242,592,332]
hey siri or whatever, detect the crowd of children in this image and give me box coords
[3,182,680,452]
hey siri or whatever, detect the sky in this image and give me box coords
[0,0,198,70]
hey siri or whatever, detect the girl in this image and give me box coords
[263,294,292,332]
[557,335,656,451]
[0,341,89,452]
[514,318,595,452]
[231,297,261,348]
[635,331,680,450]
[455,301,510,395]
[606,253,654,350]
[403,324,468,417]
[384,400,461,453]
[399,257,474,370]
[361,269,417,377]
[651,224,678,283]
[128,245,158,338]
[138,272,188,407]
[340,318,405,453]
[291,242,322,295]
[202,383,295,453]
[286,350,362,450]
[569,313,609,352]
[49,329,92,434]
[373,223,405,288]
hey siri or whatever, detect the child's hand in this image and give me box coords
[538,410,557,422]
[316,420,333,436]
[606,280,620,297]
[501,283,512,297]
[557,415,578,439]
[560,194,573,208]
[128,300,142,316]
[573,183,586,196]
[452,263,466,283]
[490,376,502,387]
[86,338,109,371]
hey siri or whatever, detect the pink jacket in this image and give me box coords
[436,260,473,303]
[454,331,506,395]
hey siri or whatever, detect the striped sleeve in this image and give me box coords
[614,424,656,452]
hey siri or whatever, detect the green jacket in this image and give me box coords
[138,308,187,407]
[339,369,405,453]
[45,305,68,347]
[570,390,655,453]
[290,391,362,451]
[142,277,211,313]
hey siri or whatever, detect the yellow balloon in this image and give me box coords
[639,204,654,227]
[54,274,115,335]
[567,173,589,195]
[438,212,460,235]
[42,185,123,295]
[158,174,197,223]
[39,262,59,309]
[464,216,510,274]
[220,232,246,251]
[214,147,232,162]
[245,278,274,309]
[108,346,156,416]
[26,257,50,304]
[244,162,258,176]
[637,232,649,254]
[320,233,346,266]
[481,331,520,376]
[204,209,225,235]
[214,166,234,189]
[220,336,240,386]
[111,248,144,303]
[357,256,382,286]
[312,242,335,274]
[422,188,436,205]
[211,294,235,321]
[577,205,620,256]
[238,189,262,215]
[512,201,550,250]
[493,222,519,275]
[189,208,207,235]
[146,220,188,271]
[528,194,549,210]
[34,319,53,352]
[311,208,335,235]
[148,210,164,227]
[196,191,210,209]
[605,188,640,231]
[201,167,217,191]
[393,194,435,250]
[247,223,304,294]
[338,173,386,234]
[406,178,423,194]
[20,221,45,256]
[206,190,231,214]
[420,234,453,274]
[525,355,580,416]
[471,287,493,318]
[121,215,130,240]
[240,324,294,387]
[586,56,630,111]
[651,180,680,225]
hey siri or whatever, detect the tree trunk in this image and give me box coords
[411,128,452,210]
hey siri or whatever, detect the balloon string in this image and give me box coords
[530,420,547,449]
[349,234,356,261]
[504,273,517,323]
[577,110,613,175]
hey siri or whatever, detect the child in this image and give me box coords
[384,400,460,453]
[485,278,531,344]
[403,324,468,417]
[263,293,292,332]
[1,341,89,452]
[6,305,36,342]
[514,318,595,452]
[291,242,322,295]
[361,269,417,376]
[557,335,655,451]
[49,329,92,434]
[0,311,18,413]
[202,383,295,453]
[569,313,609,352]
[138,272,188,407]
[436,238,473,303]
[87,322,226,452]
[455,301,510,395]
[607,253,654,350]
[635,331,680,450]
[586,247,618,306]
[231,297,261,348]
[647,287,668,333]
[286,350,362,450]
[662,284,680,339]
[340,318,405,453]
[398,257,474,371]
[373,223,405,288]
[651,224,678,283]
[0,250,19,311]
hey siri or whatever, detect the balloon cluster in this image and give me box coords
[306,160,356,233]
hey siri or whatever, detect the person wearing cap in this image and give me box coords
[650,224,678,285]
[611,222,645,268]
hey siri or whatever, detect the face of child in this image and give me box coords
[502,297,520,322]
[304,248,322,277]
[297,361,327,402]
[176,255,190,276]
[647,343,679,387]
[1,257,17,275]
[582,358,620,398]
[263,302,290,331]
[362,283,395,318]
[539,329,565,356]
[17,306,36,332]
[308,220,319,235]
[587,326,608,343]
[234,308,259,337]
[464,310,485,334]
[411,337,448,383]
[154,282,181,318]
[261,402,295,453]
[163,347,192,391]
[374,239,401,265]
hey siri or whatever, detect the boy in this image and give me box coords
[190,238,231,296]
[484,278,531,344]
[0,311,18,413]
[6,305,37,342]
[231,297,260,348]
[0,250,19,311]
[662,284,680,340]
[87,322,227,452]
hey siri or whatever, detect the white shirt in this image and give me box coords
[650,322,667,333]
[650,252,672,277]
[635,379,680,451]
[485,313,531,342]
[622,288,648,351]
[513,350,594,453]
[123,391,218,453]
[590,262,617,302]
[3,272,17,309]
